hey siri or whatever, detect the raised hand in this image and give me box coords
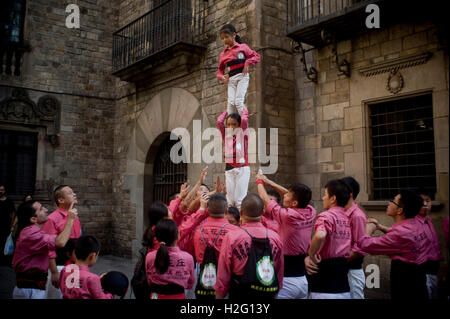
[199,166,208,184]
[68,202,78,221]
[178,183,190,199]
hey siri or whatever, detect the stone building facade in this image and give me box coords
[0,0,448,298]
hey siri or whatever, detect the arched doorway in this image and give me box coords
[143,132,187,228]
[152,135,187,204]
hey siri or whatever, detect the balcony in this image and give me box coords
[286,0,383,47]
[286,0,439,48]
[112,0,208,83]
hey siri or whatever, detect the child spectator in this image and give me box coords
[59,235,113,299]
[146,219,195,299]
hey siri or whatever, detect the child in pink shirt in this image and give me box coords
[59,235,113,299]
[256,173,315,299]
[305,179,352,299]
[217,24,260,116]
[146,219,195,299]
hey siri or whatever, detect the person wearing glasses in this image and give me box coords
[361,190,428,299]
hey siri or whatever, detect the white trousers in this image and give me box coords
[227,73,250,115]
[348,268,365,299]
[277,276,308,299]
[225,166,250,209]
[45,265,64,299]
[309,292,351,299]
[13,287,46,299]
[426,274,438,299]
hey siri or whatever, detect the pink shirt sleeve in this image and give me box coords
[42,219,58,259]
[314,213,332,236]
[214,232,233,297]
[358,227,411,256]
[242,43,260,66]
[178,208,209,243]
[87,274,114,299]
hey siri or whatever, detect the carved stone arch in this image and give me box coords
[124,87,217,256]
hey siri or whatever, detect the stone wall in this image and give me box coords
[295,21,449,297]
[0,0,122,253]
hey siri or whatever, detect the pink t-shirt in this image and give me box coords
[59,264,113,299]
[314,206,352,260]
[42,207,82,259]
[217,42,260,80]
[214,222,284,297]
[345,203,367,256]
[415,215,442,261]
[192,217,238,265]
[359,217,428,264]
[217,108,249,168]
[265,200,316,255]
[145,246,195,289]
[13,225,56,274]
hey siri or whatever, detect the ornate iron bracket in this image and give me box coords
[321,29,350,77]
[291,40,318,83]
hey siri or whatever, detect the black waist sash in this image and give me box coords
[225,163,234,171]
[149,283,184,295]
[16,270,48,290]
[390,259,428,299]
[347,256,364,270]
[306,257,350,294]
[284,254,307,277]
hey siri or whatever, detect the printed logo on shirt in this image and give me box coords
[237,52,245,60]
[199,263,217,289]
[256,256,275,286]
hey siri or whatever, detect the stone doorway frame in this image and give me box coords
[124,87,217,257]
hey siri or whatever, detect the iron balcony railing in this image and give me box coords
[112,0,208,73]
[286,0,375,33]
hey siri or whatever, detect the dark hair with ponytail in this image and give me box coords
[142,202,169,247]
[220,24,242,44]
[154,219,179,274]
